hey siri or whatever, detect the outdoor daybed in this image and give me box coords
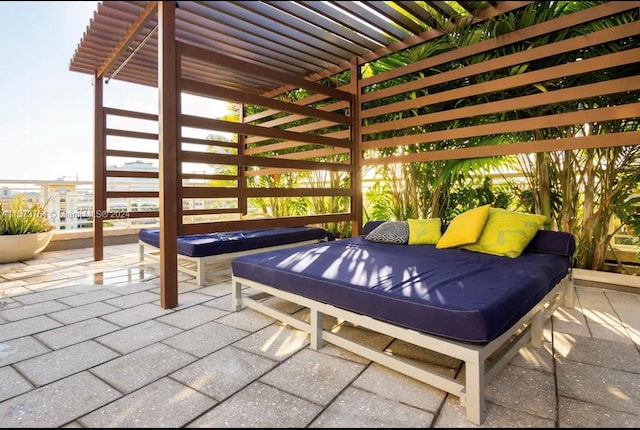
[139,226,334,286]
[230,212,576,425]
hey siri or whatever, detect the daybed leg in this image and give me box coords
[231,277,243,311]
[531,310,544,348]
[564,276,575,309]
[309,308,323,350]
[138,242,145,263]
[464,357,486,426]
[197,261,205,287]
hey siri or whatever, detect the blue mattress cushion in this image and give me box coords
[231,233,574,344]
[139,227,332,258]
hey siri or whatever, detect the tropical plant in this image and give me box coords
[361,1,639,272]
[501,2,640,270]
[0,194,53,235]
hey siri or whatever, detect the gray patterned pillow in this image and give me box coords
[364,221,409,244]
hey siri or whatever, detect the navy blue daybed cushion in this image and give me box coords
[139,227,332,258]
[231,232,574,344]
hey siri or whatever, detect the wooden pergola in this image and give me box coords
[69,1,640,308]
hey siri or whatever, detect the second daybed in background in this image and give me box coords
[230,208,576,425]
[139,226,334,286]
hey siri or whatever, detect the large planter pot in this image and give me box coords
[0,231,54,264]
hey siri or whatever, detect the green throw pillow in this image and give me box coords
[462,208,547,258]
[407,218,442,245]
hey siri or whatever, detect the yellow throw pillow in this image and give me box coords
[241,212,272,220]
[407,218,442,245]
[436,205,491,249]
[462,208,548,258]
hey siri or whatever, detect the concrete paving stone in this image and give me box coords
[187,381,322,428]
[162,320,248,358]
[260,348,365,406]
[78,377,216,428]
[352,362,448,413]
[10,287,77,305]
[0,296,20,310]
[551,316,591,338]
[316,323,394,365]
[311,386,435,428]
[626,327,640,346]
[152,291,213,309]
[156,303,228,330]
[262,295,306,315]
[34,317,121,350]
[174,282,202,293]
[96,320,183,354]
[0,336,51,367]
[293,308,342,331]
[22,272,85,285]
[48,301,122,325]
[484,363,557,420]
[64,284,115,294]
[581,303,623,326]
[60,276,100,289]
[57,289,121,307]
[556,359,640,416]
[19,281,69,294]
[215,306,276,332]
[436,396,555,428]
[604,290,640,304]
[103,290,160,309]
[587,322,634,344]
[385,338,463,369]
[0,315,62,342]
[559,396,640,427]
[613,306,640,329]
[90,342,196,394]
[195,281,234,298]
[552,306,588,324]
[14,340,120,386]
[0,285,31,298]
[508,342,554,373]
[201,294,233,311]
[0,371,121,427]
[171,345,277,401]
[232,323,309,362]
[553,333,640,372]
[0,300,70,321]
[576,287,609,304]
[0,366,33,402]
[0,263,27,274]
[105,282,159,296]
[99,302,174,327]
[96,268,144,282]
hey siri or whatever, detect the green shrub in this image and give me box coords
[0,194,53,235]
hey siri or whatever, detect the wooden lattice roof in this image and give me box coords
[69,1,525,93]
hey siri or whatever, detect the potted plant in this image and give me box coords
[0,194,54,264]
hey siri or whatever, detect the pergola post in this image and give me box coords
[93,75,105,261]
[158,1,180,309]
[350,59,363,236]
[238,106,247,216]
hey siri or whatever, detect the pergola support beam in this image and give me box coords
[158,1,180,309]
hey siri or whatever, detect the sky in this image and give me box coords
[0,1,229,182]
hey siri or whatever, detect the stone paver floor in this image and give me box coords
[0,243,639,427]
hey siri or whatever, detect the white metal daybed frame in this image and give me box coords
[139,237,327,286]
[231,272,575,425]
